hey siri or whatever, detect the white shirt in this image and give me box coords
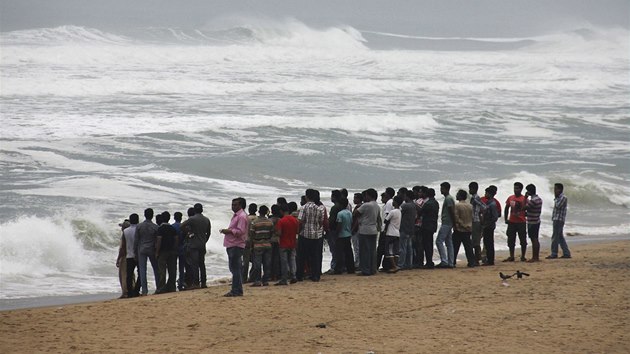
[123,224,137,258]
[382,199,394,219]
[385,208,401,237]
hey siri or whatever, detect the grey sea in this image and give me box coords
[1,18,628,301]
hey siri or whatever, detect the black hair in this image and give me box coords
[276,197,287,206]
[339,198,349,209]
[300,195,307,206]
[331,189,342,201]
[486,186,497,197]
[440,182,450,190]
[555,183,564,192]
[305,189,317,202]
[259,205,269,216]
[173,212,182,222]
[514,182,523,189]
[233,197,246,210]
[187,207,195,217]
[456,189,468,201]
[469,182,479,193]
[385,187,395,198]
[341,188,348,198]
[144,208,154,220]
[412,185,421,192]
[271,204,282,218]
[405,190,415,200]
[248,203,258,214]
[288,202,298,213]
[393,195,403,206]
[354,193,363,203]
[194,203,203,213]
[526,184,537,195]
[427,188,436,198]
[155,214,163,225]
[280,203,290,213]
[161,211,171,223]
[129,213,139,224]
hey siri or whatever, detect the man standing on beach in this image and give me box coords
[242,203,258,283]
[504,182,528,262]
[481,186,500,266]
[547,183,572,259]
[469,182,485,265]
[249,205,274,287]
[181,203,211,289]
[123,213,140,297]
[524,184,542,262]
[134,208,159,296]
[376,190,394,272]
[155,211,178,293]
[436,182,455,268]
[354,188,381,276]
[172,212,186,291]
[220,197,249,297]
[453,190,476,267]
[398,191,417,270]
[417,187,438,269]
[296,189,325,282]
[275,203,299,285]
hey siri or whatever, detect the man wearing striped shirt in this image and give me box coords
[524,184,543,262]
[296,189,325,282]
[547,183,571,259]
[249,205,274,286]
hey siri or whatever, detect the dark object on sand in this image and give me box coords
[316,323,327,328]
[514,270,530,279]
[499,272,513,280]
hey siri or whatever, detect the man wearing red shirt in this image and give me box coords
[275,204,299,285]
[504,182,528,262]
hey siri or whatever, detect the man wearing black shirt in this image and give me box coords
[156,211,178,293]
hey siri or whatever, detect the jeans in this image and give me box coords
[157,249,177,292]
[334,236,355,274]
[471,221,482,263]
[326,229,338,271]
[398,231,413,269]
[271,242,281,281]
[252,247,272,283]
[452,230,476,267]
[359,234,377,275]
[436,224,454,266]
[227,247,244,295]
[551,220,571,257]
[279,248,296,282]
[138,251,158,295]
[482,225,496,265]
[186,247,206,287]
[351,233,360,268]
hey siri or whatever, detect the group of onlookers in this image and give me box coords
[116,181,572,298]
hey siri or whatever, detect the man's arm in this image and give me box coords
[116,234,126,267]
[504,203,510,224]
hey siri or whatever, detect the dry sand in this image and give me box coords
[1,240,629,353]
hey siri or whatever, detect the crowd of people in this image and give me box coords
[115,181,572,298]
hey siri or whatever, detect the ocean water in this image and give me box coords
[1,21,629,300]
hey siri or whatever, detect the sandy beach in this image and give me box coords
[1,239,628,353]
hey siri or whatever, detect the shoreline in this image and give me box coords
[1,232,627,312]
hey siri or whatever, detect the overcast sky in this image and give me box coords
[1,0,628,36]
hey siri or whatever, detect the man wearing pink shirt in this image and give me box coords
[220,197,248,297]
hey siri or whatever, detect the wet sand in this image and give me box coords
[1,240,628,353]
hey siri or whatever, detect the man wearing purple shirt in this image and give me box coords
[220,197,248,297]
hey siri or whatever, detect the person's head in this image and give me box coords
[469,182,479,195]
[380,192,391,204]
[341,188,349,199]
[300,195,307,206]
[119,219,130,230]
[404,190,415,202]
[144,208,154,220]
[485,185,497,198]
[305,189,317,203]
[161,211,171,223]
[489,185,498,195]
[129,213,139,225]
[353,192,363,205]
[419,186,428,199]
[155,213,163,225]
[412,185,421,199]
[385,187,395,199]
[427,188,436,198]
[276,197,287,206]
[248,203,258,215]
[313,190,322,205]
[271,204,281,218]
[331,190,342,204]
[440,182,450,196]
[392,195,403,208]
[288,201,298,213]
[194,203,203,214]
[366,188,378,202]
[397,187,408,199]
[187,207,195,217]
[554,183,564,197]
[456,189,468,201]
[232,197,245,213]
[513,182,523,196]
[339,197,349,210]
[280,203,290,215]
[525,184,537,196]
[173,211,182,222]
[258,205,269,217]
